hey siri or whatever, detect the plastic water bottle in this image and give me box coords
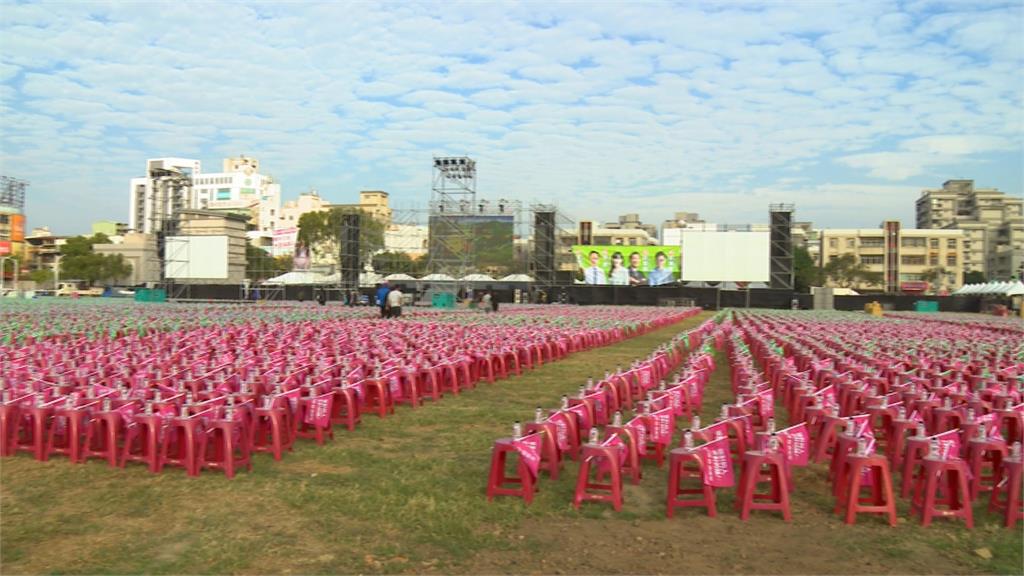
[658,380,666,391]
[512,421,522,440]
[612,411,622,427]
[915,422,926,437]
[586,377,594,390]
[588,427,599,445]
[767,417,776,434]
[102,398,111,412]
[966,408,975,422]
[534,407,544,424]
[977,425,987,441]
[642,401,651,415]
[684,430,694,450]
[560,395,569,410]
[720,404,729,419]
[943,397,952,409]
[578,385,586,399]
[144,403,153,415]
[1011,442,1022,461]
[927,439,939,459]
[768,433,780,453]
[226,407,235,421]
[897,406,906,420]
[845,419,857,435]
[857,437,869,456]
[179,404,189,418]
[691,415,701,431]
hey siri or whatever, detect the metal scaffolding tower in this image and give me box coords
[769,203,795,290]
[427,156,477,278]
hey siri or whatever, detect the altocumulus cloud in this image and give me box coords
[0,1,1021,233]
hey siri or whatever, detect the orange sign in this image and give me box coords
[10,214,24,242]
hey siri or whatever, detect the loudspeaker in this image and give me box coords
[340,213,360,289]
[534,211,556,285]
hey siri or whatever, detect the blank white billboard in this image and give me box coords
[165,236,229,279]
[681,231,770,282]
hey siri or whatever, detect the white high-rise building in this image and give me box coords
[191,156,281,233]
[128,158,201,234]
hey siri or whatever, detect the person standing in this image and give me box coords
[648,251,673,286]
[489,290,499,313]
[480,290,492,312]
[627,252,646,286]
[386,285,404,318]
[376,281,390,318]
[608,252,629,285]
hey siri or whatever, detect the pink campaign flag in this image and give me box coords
[649,407,675,445]
[585,391,606,421]
[597,433,627,476]
[664,385,686,416]
[777,422,810,466]
[698,420,730,442]
[116,402,139,419]
[282,388,301,413]
[851,413,873,438]
[637,366,653,391]
[626,417,648,455]
[513,434,542,479]
[303,394,333,428]
[568,403,591,431]
[931,429,961,460]
[548,412,571,451]
[756,389,774,419]
[698,436,734,487]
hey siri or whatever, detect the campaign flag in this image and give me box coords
[303,393,333,428]
[649,407,674,445]
[698,437,735,487]
[777,422,810,466]
[756,389,774,419]
[568,402,591,430]
[932,429,961,460]
[626,417,648,455]
[698,420,730,442]
[597,433,627,476]
[282,388,301,413]
[664,384,686,416]
[585,391,606,422]
[548,412,571,451]
[513,434,542,479]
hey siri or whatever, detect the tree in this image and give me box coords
[919,267,949,293]
[793,246,821,293]
[27,268,54,288]
[297,208,385,267]
[245,244,293,281]
[822,254,882,290]
[58,233,132,285]
[371,251,427,277]
[964,270,986,285]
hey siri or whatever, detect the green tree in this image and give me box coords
[297,208,385,267]
[58,233,132,285]
[793,246,821,293]
[245,244,293,281]
[823,254,882,290]
[27,268,54,288]
[919,267,949,293]
[371,251,427,277]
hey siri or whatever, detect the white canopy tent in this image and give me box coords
[500,274,534,282]
[384,273,416,281]
[419,273,456,282]
[460,273,496,282]
[953,280,1024,296]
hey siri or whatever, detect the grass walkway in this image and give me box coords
[1,310,1021,574]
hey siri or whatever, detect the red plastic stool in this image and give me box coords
[573,444,623,511]
[901,435,932,498]
[0,401,22,456]
[812,414,845,464]
[46,403,94,463]
[331,386,361,431]
[834,453,897,526]
[121,413,164,473]
[605,424,642,484]
[161,414,205,476]
[16,400,56,461]
[363,379,394,418]
[82,408,128,467]
[829,432,860,487]
[202,417,252,479]
[911,455,974,528]
[737,450,791,521]
[524,421,561,480]
[486,438,536,504]
[666,447,716,518]
[988,456,1022,528]
[253,404,294,460]
[886,418,915,470]
[967,437,1008,500]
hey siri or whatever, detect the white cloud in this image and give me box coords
[0,1,1020,234]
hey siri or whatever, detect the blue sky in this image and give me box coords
[1,1,1021,235]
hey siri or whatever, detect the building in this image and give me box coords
[819,221,964,293]
[93,232,159,286]
[23,227,67,277]
[0,176,28,269]
[916,179,1024,280]
[383,224,428,258]
[92,221,129,238]
[603,213,658,241]
[277,189,330,229]
[192,155,281,234]
[129,158,201,234]
[333,191,393,225]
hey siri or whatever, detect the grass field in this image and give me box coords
[2,311,1021,575]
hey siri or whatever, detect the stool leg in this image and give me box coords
[573,459,592,510]
[666,458,680,518]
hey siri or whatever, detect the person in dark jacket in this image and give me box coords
[375,282,390,318]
